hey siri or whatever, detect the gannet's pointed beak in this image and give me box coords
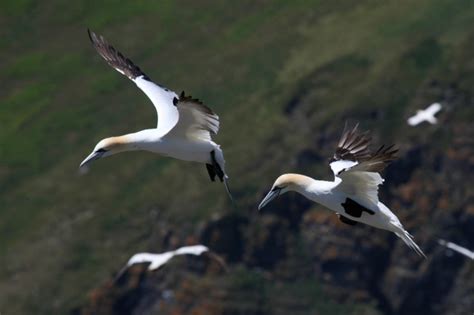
[258,188,280,210]
[79,150,105,169]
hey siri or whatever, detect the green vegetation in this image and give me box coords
[1,1,474,314]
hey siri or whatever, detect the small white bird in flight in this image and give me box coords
[407,102,442,126]
[80,30,231,197]
[116,245,227,279]
[258,124,426,257]
[438,239,474,260]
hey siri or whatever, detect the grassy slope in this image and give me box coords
[1,1,474,314]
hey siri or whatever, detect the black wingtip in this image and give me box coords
[87,28,93,42]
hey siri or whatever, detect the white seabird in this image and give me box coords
[258,124,426,257]
[438,239,474,260]
[80,30,231,197]
[407,102,442,126]
[116,245,227,279]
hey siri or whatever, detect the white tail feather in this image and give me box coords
[223,175,234,202]
[395,230,426,258]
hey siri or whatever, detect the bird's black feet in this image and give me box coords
[205,150,224,182]
[339,215,358,225]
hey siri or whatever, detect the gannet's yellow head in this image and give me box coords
[258,173,313,210]
[79,136,130,169]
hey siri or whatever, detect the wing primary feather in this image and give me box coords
[164,91,220,139]
[331,122,398,174]
[87,29,150,81]
[179,91,217,116]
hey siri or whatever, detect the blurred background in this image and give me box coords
[1,1,473,314]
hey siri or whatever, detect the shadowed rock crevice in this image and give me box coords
[200,214,249,263]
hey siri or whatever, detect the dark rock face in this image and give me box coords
[384,146,424,186]
[200,214,249,263]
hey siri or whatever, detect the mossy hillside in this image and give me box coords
[1,1,474,314]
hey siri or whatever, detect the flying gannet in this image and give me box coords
[116,245,227,280]
[407,102,442,126]
[258,123,426,257]
[80,30,231,197]
[438,239,474,260]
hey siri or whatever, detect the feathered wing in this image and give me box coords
[407,113,424,126]
[337,171,384,207]
[88,29,179,136]
[330,124,398,207]
[126,252,174,270]
[425,102,442,115]
[165,92,219,141]
[438,239,474,259]
[115,252,171,279]
[174,245,209,255]
[330,123,371,175]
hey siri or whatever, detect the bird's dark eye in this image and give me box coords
[96,148,107,153]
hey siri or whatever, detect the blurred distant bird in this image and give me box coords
[259,124,426,257]
[116,245,227,280]
[438,239,474,260]
[80,30,231,198]
[407,102,442,126]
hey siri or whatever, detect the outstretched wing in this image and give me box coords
[425,102,442,115]
[330,123,398,175]
[165,92,219,141]
[174,245,209,255]
[330,123,398,207]
[88,29,179,136]
[330,123,371,175]
[438,239,474,260]
[407,112,424,126]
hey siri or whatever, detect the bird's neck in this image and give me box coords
[110,129,160,152]
[291,177,337,203]
[285,174,328,195]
